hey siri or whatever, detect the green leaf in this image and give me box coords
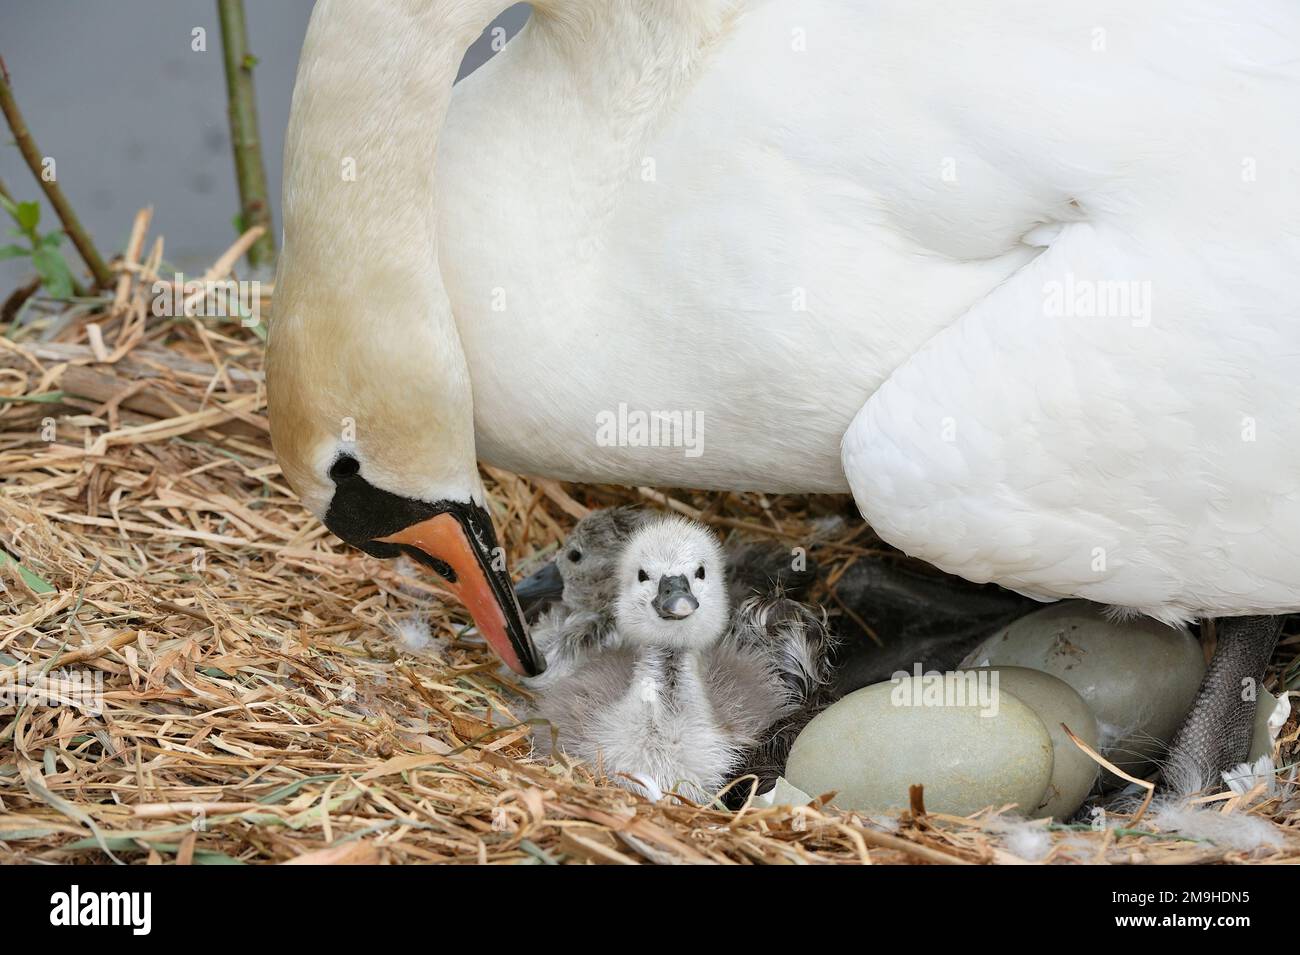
[0,826,68,841]
[194,849,249,865]
[0,551,56,594]
[0,243,30,261]
[15,201,40,235]
[31,246,74,299]
[61,833,249,864]
[39,230,64,248]
[0,390,64,404]
[256,773,342,805]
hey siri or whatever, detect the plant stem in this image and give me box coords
[0,58,114,289]
[216,0,276,269]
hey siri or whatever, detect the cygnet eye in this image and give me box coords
[695,565,706,580]
[637,568,649,583]
[567,549,582,563]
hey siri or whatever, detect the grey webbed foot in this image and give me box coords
[1163,615,1282,794]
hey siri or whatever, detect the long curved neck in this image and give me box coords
[282,0,503,277]
[274,0,516,507]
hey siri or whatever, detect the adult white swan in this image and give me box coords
[267,0,1300,784]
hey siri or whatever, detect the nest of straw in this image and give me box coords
[1,212,1297,865]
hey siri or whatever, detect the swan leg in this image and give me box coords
[1163,616,1281,794]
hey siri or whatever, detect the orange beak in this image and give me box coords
[379,509,544,676]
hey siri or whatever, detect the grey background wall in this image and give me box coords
[0,1,530,286]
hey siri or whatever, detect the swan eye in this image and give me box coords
[329,454,360,482]
[637,569,649,583]
[567,549,582,563]
[695,565,706,580]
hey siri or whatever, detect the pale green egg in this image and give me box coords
[1249,688,1283,763]
[962,601,1204,779]
[785,676,1053,817]
[971,666,1099,819]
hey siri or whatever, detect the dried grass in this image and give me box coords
[1,214,1297,865]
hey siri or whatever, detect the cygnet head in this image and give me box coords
[558,507,645,611]
[516,507,643,619]
[614,516,729,649]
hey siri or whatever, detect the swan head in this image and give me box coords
[266,256,544,678]
[264,0,549,676]
[614,516,729,650]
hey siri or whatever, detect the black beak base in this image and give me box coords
[323,463,544,676]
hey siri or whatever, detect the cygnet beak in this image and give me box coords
[653,574,699,619]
